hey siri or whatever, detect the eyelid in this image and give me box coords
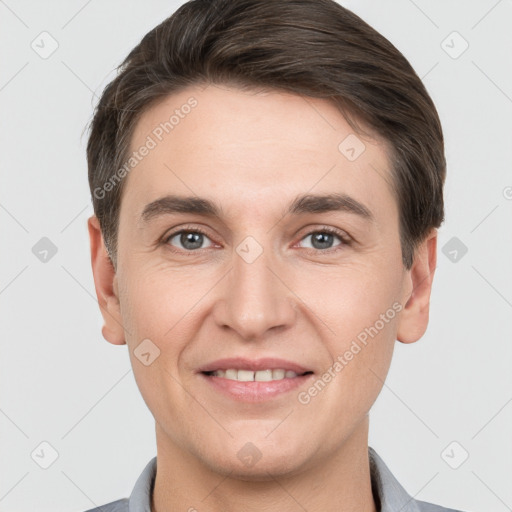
[294,225,352,251]
[162,224,217,247]
[296,225,351,242]
[161,224,352,253]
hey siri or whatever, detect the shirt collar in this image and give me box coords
[129,447,420,512]
[128,456,155,512]
[369,446,422,512]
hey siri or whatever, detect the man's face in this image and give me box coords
[97,84,424,477]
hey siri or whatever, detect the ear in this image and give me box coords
[396,228,438,344]
[88,215,126,345]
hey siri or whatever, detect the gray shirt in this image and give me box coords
[84,447,466,512]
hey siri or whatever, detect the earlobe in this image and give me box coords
[396,229,438,344]
[88,215,126,346]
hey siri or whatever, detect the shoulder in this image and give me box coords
[368,447,469,512]
[82,498,129,512]
[415,497,467,512]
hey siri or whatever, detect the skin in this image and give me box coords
[89,83,437,512]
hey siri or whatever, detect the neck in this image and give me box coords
[152,416,377,512]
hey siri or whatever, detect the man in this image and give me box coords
[85,0,466,510]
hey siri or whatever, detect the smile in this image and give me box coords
[204,369,311,381]
[198,358,315,402]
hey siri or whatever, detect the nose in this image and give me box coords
[212,242,297,341]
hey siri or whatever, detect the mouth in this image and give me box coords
[202,368,313,381]
[198,357,315,402]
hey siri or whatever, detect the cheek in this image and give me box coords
[296,264,401,404]
[119,265,201,345]
[118,266,206,404]
[295,261,403,344]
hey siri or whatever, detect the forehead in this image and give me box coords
[121,84,396,225]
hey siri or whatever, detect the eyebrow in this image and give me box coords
[140,193,374,224]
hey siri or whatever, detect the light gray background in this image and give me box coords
[1,1,511,511]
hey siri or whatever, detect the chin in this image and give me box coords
[196,438,313,481]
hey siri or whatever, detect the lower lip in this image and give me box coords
[199,373,314,402]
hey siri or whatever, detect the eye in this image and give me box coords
[298,228,349,251]
[162,226,350,254]
[164,228,214,251]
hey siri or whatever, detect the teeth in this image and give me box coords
[272,369,285,380]
[211,369,300,381]
[237,369,254,382]
[225,369,237,380]
[255,369,273,382]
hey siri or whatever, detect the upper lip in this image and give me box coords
[198,357,312,374]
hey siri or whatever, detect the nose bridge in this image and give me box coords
[214,235,296,340]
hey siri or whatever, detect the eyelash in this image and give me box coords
[161,225,352,255]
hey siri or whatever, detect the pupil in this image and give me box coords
[181,232,203,250]
[312,232,333,249]
[178,232,334,251]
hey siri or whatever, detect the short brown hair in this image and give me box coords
[87,0,445,270]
